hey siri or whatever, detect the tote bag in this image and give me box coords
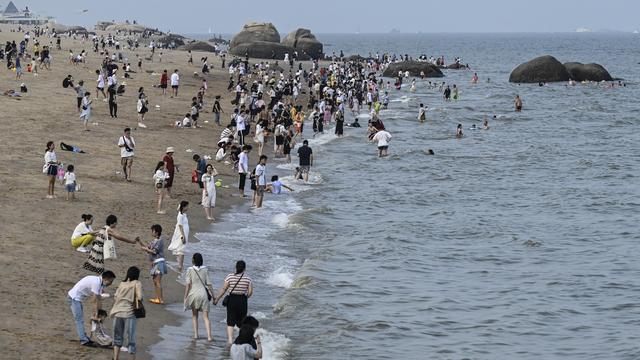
[103,229,117,260]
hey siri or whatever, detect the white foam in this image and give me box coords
[251,311,269,320]
[266,266,295,288]
[256,328,291,360]
[271,213,290,228]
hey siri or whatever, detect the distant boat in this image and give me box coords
[575,27,592,33]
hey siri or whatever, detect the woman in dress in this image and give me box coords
[110,266,143,360]
[83,215,139,274]
[214,260,253,344]
[44,141,60,199]
[136,87,148,126]
[168,201,189,273]
[183,253,215,342]
[201,164,218,221]
[79,91,92,131]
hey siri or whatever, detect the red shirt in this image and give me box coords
[160,73,168,86]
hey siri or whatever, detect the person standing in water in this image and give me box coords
[371,129,392,157]
[418,103,427,123]
[515,95,523,111]
[456,124,463,137]
[443,85,451,101]
[254,155,268,209]
[483,116,490,130]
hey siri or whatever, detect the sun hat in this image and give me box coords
[165,147,175,153]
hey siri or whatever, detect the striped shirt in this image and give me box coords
[224,272,252,295]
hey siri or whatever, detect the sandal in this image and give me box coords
[150,298,164,305]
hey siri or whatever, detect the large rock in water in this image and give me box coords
[230,41,303,60]
[509,55,570,83]
[229,22,280,49]
[382,61,444,78]
[563,62,613,82]
[281,28,323,59]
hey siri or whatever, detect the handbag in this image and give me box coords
[193,267,212,301]
[222,273,244,307]
[133,288,145,318]
[102,228,117,260]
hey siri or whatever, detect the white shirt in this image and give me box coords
[236,115,246,131]
[97,74,105,88]
[372,130,392,147]
[118,136,135,157]
[72,222,93,240]
[44,150,57,164]
[230,343,258,360]
[255,163,266,186]
[68,275,102,302]
[64,172,76,185]
[170,73,179,86]
[238,152,249,173]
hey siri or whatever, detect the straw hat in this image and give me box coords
[165,147,175,153]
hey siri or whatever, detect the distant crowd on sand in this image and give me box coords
[10,20,589,359]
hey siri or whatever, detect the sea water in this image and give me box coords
[151,33,640,359]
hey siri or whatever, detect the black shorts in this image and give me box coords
[160,84,167,89]
[238,173,247,190]
[378,145,389,150]
[275,135,284,145]
[226,294,248,327]
[250,179,256,191]
[197,180,204,189]
[171,85,179,89]
[46,164,58,176]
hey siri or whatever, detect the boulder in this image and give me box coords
[48,22,88,34]
[105,23,159,34]
[281,28,323,59]
[180,41,217,53]
[382,61,444,78]
[446,63,469,70]
[229,22,280,49]
[95,21,114,31]
[509,55,570,83]
[563,62,613,82]
[156,34,186,47]
[229,41,305,60]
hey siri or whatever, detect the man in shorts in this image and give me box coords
[371,129,392,157]
[297,140,313,182]
[254,155,268,208]
[118,128,135,181]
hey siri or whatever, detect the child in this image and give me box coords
[63,164,77,201]
[139,224,167,304]
[267,175,294,194]
[91,309,113,348]
[175,113,191,128]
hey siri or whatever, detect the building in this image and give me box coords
[0,1,52,25]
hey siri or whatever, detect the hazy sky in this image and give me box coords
[9,0,640,34]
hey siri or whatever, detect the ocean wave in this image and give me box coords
[256,328,291,360]
[266,266,295,289]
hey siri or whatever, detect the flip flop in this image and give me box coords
[150,298,164,304]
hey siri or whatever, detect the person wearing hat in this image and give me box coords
[163,147,176,197]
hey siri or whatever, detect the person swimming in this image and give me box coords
[483,117,489,130]
[456,124,463,137]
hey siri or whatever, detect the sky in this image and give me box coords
[6,0,640,34]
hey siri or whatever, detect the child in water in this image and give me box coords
[267,175,295,194]
[418,103,427,122]
[456,124,463,137]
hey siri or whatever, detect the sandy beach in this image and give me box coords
[0,24,271,359]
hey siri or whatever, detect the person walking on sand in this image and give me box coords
[139,224,167,304]
[202,164,218,220]
[80,91,92,131]
[118,128,135,182]
[170,69,180,97]
[44,141,60,199]
[238,145,252,198]
[184,253,216,342]
[83,215,140,274]
[163,147,176,198]
[74,80,85,112]
[96,69,107,99]
[67,271,116,347]
[168,201,190,273]
[110,266,143,360]
[160,69,168,96]
[214,260,253,345]
[153,161,169,214]
[137,87,148,126]
[108,82,118,118]
[297,140,313,182]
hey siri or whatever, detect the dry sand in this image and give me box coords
[0,24,290,359]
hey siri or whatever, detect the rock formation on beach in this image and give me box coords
[180,41,217,53]
[156,34,186,47]
[382,61,444,78]
[509,55,570,83]
[47,22,89,34]
[563,62,613,82]
[281,28,324,59]
[229,22,323,60]
[510,55,613,83]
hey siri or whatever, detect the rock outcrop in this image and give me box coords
[180,41,217,53]
[229,22,280,49]
[281,28,323,59]
[382,61,444,78]
[509,55,570,83]
[156,34,186,47]
[563,62,613,82]
[230,42,296,60]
